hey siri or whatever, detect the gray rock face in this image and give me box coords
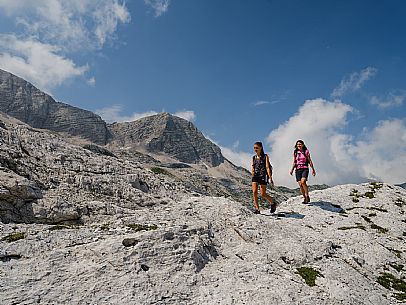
[0,69,111,144]
[0,113,186,224]
[109,113,225,166]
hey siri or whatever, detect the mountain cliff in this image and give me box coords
[109,113,225,167]
[0,69,111,145]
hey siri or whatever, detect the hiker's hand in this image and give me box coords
[269,179,274,187]
[289,170,293,175]
[312,170,316,176]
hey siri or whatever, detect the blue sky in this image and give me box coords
[0,0,405,187]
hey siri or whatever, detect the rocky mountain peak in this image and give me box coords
[109,113,225,166]
[0,69,112,145]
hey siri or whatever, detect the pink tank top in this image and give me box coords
[295,149,310,169]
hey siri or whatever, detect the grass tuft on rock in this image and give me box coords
[364,191,375,199]
[389,263,404,272]
[377,272,406,300]
[150,167,171,175]
[338,224,366,231]
[127,223,158,232]
[296,266,324,287]
[370,223,389,234]
[2,232,25,243]
[370,182,383,190]
[49,225,70,231]
[394,198,405,207]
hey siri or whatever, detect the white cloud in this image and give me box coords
[0,0,131,51]
[0,34,88,92]
[332,67,377,98]
[95,105,196,123]
[0,0,130,90]
[350,119,406,183]
[254,100,269,106]
[95,105,158,123]
[87,77,96,86]
[370,92,405,109]
[173,110,196,122]
[262,98,406,188]
[220,146,253,171]
[144,0,170,17]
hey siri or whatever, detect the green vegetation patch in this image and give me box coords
[352,197,360,203]
[127,223,158,232]
[370,223,389,234]
[2,232,25,243]
[364,191,375,199]
[338,224,366,231]
[49,225,70,231]
[370,182,383,190]
[393,293,406,301]
[367,207,388,213]
[150,167,171,175]
[361,215,372,223]
[377,272,406,300]
[296,266,324,287]
[389,263,404,272]
[395,198,405,207]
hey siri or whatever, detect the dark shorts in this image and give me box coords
[295,168,309,182]
[252,176,267,185]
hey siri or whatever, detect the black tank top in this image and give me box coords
[253,155,267,177]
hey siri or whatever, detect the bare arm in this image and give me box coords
[308,155,316,176]
[289,154,296,175]
[266,155,274,185]
[252,157,255,176]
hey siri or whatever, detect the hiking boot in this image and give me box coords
[306,196,310,203]
[270,203,277,213]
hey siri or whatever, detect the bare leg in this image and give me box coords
[298,181,306,200]
[259,185,273,206]
[252,182,259,210]
[301,178,309,201]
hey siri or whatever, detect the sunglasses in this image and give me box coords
[254,147,261,150]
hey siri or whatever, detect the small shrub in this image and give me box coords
[361,216,372,223]
[394,293,406,301]
[2,232,25,243]
[395,198,405,207]
[49,225,69,231]
[352,197,360,203]
[127,223,158,232]
[370,182,383,190]
[338,224,366,231]
[371,223,388,234]
[367,207,388,213]
[389,264,404,272]
[100,224,110,231]
[296,266,324,287]
[150,167,170,175]
[377,272,406,295]
[364,191,375,199]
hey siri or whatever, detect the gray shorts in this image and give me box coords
[295,168,309,182]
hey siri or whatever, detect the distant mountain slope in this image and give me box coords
[109,113,224,167]
[0,69,111,144]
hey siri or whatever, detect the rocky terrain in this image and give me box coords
[0,70,405,304]
[0,113,405,305]
[1,180,405,304]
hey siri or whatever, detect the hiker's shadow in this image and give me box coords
[308,201,345,213]
[263,211,305,219]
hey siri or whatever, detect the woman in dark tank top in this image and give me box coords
[251,142,277,214]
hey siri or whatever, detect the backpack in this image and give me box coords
[294,149,309,166]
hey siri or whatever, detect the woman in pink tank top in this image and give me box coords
[289,140,316,203]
